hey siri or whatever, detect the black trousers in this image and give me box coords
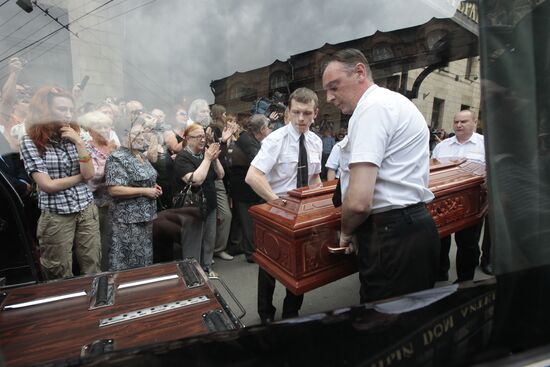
[439,221,483,281]
[234,200,256,259]
[257,267,303,320]
[321,152,330,180]
[356,203,440,303]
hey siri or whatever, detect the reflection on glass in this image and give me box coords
[0,0,493,327]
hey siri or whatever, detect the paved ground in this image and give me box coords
[212,240,493,326]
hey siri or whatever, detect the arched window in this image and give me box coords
[371,43,394,62]
[230,83,247,99]
[270,71,288,90]
[426,29,448,50]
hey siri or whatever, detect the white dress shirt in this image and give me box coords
[325,136,351,195]
[344,84,434,212]
[251,124,322,196]
[431,133,485,163]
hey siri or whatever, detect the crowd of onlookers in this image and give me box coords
[0,57,351,280]
[0,56,463,282]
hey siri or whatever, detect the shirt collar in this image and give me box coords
[288,123,304,141]
[339,135,349,148]
[451,133,477,145]
[357,84,379,107]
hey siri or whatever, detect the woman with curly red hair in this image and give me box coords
[20,86,101,279]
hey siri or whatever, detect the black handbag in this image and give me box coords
[172,173,208,219]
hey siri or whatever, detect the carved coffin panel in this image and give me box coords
[428,159,487,237]
[254,223,293,272]
[250,159,487,295]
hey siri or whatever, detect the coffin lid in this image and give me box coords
[249,158,486,235]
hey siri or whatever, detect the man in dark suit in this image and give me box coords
[229,114,272,262]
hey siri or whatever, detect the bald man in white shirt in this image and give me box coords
[432,110,486,281]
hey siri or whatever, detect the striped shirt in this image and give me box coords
[20,135,93,214]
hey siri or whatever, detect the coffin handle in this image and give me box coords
[208,275,247,320]
[327,245,354,254]
[81,339,115,358]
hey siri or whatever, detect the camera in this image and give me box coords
[251,91,286,127]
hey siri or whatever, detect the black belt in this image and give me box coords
[368,202,427,226]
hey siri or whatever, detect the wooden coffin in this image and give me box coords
[250,158,487,295]
[428,158,488,237]
[0,260,243,367]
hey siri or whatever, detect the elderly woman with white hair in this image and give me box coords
[188,98,212,128]
[78,110,118,270]
[105,116,162,271]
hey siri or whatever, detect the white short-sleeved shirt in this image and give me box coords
[251,124,322,196]
[431,133,485,163]
[343,84,434,212]
[325,136,351,195]
[325,137,343,174]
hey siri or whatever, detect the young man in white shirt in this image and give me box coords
[246,87,322,323]
[322,48,440,302]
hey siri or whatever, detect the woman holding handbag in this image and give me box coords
[173,123,224,276]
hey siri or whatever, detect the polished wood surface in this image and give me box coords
[250,159,487,295]
[0,261,240,367]
[429,159,487,237]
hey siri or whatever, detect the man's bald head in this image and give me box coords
[453,110,477,143]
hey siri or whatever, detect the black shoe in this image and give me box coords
[481,263,493,275]
[246,256,255,263]
[260,317,274,325]
[227,247,244,256]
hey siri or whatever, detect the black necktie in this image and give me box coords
[297,134,308,188]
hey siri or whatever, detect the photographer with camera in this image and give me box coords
[251,91,287,131]
[429,127,444,152]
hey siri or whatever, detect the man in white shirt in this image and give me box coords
[325,136,349,182]
[325,136,350,207]
[246,87,322,323]
[322,48,440,302]
[432,110,485,164]
[432,110,487,281]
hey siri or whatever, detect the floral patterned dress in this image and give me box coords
[105,147,158,271]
